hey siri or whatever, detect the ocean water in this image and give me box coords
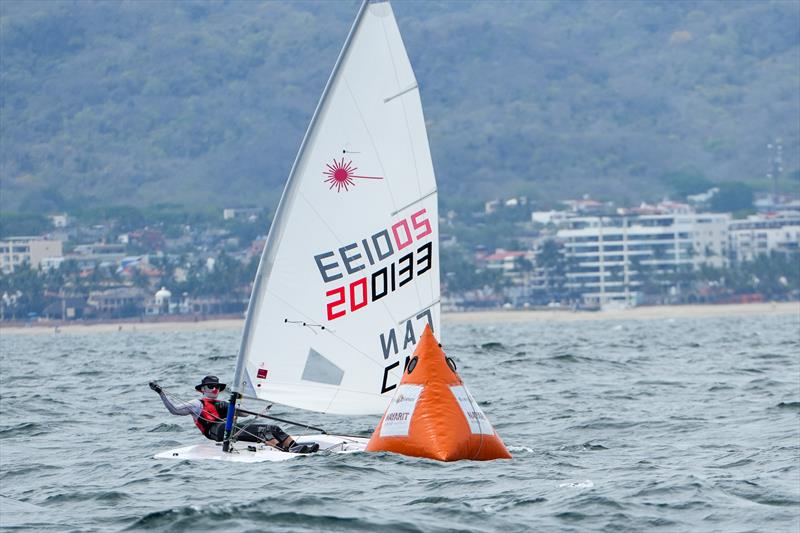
[1,313,799,532]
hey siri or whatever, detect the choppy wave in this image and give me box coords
[1,314,798,531]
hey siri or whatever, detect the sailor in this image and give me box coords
[149,375,319,453]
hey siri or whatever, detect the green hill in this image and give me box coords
[1,0,798,214]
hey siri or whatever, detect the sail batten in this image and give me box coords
[384,83,419,103]
[233,0,440,415]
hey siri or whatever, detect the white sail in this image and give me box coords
[232,0,440,415]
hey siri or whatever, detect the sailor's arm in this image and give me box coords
[150,382,201,416]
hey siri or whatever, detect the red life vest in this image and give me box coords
[194,398,229,436]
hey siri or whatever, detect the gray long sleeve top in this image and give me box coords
[158,391,203,420]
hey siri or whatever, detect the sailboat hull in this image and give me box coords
[154,434,368,463]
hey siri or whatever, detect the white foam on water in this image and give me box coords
[507,445,533,453]
[558,480,594,489]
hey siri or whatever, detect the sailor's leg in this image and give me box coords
[206,423,226,442]
[259,424,292,447]
[261,425,319,453]
[230,422,262,443]
[232,423,289,446]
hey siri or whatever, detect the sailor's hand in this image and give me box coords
[149,381,162,394]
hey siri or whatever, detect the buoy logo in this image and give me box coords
[394,393,416,404]
[450,385,495,435]
[379,384,423,437]
[323,158,383,192]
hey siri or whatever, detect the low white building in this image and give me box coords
[49,214,70,228]
[556,213,729,307]
[532,210,571,226]
[0,237,63,274]
[222,207,261,221]
[480,249,533,272]
[728,213,800,262]
[145,286,174,315]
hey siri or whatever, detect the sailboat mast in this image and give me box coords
[230,0,370,397]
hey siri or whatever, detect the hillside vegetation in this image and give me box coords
[1,0,798,214]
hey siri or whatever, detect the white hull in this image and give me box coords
[154,434,368,463]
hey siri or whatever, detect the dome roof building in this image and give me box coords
[154,286,172,305]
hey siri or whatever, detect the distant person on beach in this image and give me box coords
[149,375,318,453]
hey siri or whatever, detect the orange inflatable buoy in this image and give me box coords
[366,325,511,461]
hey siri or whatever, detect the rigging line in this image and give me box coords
[428,240,437,306]
[323,386,339,415]
[298,192,344,246]
[229,424,273,445]
[390,189,437,216]
[322,325,391,373]
[379,13,423,199]
[397,299,440,326]
[377,295,399,332]
[343,78,397,211]
[430,229,438,310]
[236,407,328,434]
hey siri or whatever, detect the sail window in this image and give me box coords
[302,349,344,386]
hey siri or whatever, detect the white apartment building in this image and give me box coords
[0,237,64,274]
[556,213,729,307]
[728,213,800,262]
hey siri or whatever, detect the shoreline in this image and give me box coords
[1,302,796,335]
[442,301,799,324]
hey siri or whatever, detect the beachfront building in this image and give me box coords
[0,237,63,274]
[87,287,148,318]
[145,286,174,316]
[728,213,800,262]
[556,213,729,307]
[480,249,534,272]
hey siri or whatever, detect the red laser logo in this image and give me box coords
[323,158,383,192]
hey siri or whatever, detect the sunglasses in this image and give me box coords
[203,384,219,390]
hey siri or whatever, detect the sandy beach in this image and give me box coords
[1,302,796,335]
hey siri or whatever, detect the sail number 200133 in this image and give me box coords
[314,209,433,321]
